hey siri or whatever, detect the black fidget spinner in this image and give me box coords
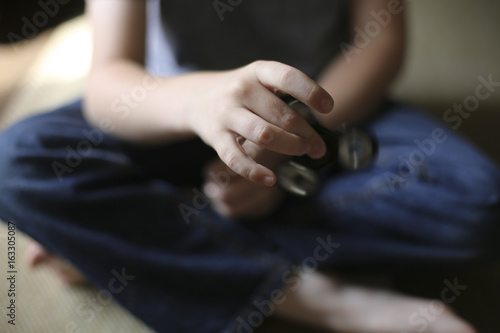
[276,96,378,197]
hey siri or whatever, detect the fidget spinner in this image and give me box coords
[276,96,378,197]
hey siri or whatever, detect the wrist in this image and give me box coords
[180,71,227,138]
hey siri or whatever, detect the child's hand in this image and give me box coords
[202,158,285,220]
[188,61,333,186]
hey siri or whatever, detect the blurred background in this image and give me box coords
[0,0,499,332]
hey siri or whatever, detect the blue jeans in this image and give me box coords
[0,100,499,332]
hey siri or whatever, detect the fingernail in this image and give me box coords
[301,141,311,155]
[263,176,275,186]
[321,96,333,112]
[309,141,326,158]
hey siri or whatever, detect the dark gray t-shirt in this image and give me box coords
[145,0,349,78]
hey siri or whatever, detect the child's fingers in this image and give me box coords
[215,132,276,186]
[208,182,265,218]
[236,87,324,157]
[237,87,326,157]
[224,108,325,158]
[204,175,253,208]
[250,61,334,114]
[202,158,240,183]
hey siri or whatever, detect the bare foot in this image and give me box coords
[25,240,88,286]
[274,271,477,333]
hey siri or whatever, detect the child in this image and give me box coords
[1,0,498,332]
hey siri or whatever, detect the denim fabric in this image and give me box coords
[0,100,499,332]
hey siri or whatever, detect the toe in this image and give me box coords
[25,241,52,267]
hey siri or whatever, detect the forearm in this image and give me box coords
[84,59,216,144]
[317,43,404,129]
[316,0,406,129]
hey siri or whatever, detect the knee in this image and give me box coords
[0,117,39,219]
[440,161,500,263]
[1,116,36,174]
[0,100,90,183]
[0,116,40,184]
[0,112,66,202]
